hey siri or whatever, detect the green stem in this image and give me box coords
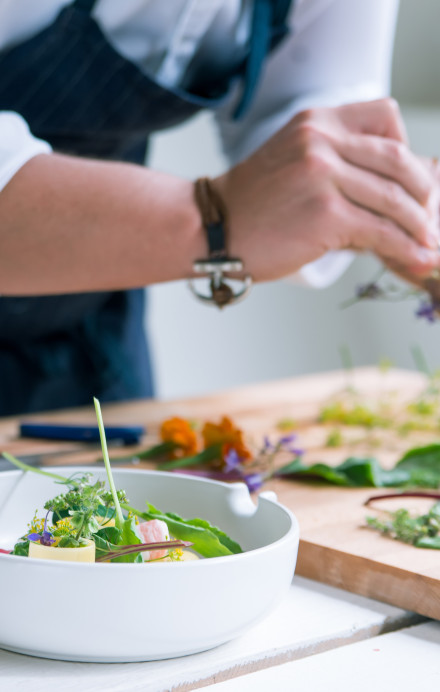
[75,511,88,541]
[411,345,431,378]
[94,398,124,529]
[2,452,67,482]
[158,444,221,470]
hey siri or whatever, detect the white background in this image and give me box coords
[147,0,440,400]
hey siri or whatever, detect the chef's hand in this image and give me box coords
[382,156,440,297]
[215,99,440,282]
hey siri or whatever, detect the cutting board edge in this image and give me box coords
[296,539,440,620]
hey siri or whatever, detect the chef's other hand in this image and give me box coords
[215,99,440,282]
[382,155,440,293]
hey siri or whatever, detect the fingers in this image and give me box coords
[340,200,440,277]
[337,133,434,207]
[337,159,438,250]
[337,98,409,143]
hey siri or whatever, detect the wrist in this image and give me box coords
[189,174,252,307]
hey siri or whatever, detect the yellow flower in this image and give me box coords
[160,417,198,459]
[202,416,251,464]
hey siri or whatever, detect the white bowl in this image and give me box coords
[0,467,299,662]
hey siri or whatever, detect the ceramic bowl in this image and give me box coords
[0,467,299,662]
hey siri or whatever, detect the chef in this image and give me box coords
[0,0,438,415]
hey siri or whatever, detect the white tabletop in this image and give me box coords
[0,576,425,692]
[213,621,440,692]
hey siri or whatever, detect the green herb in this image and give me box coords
[319,401,391,428]
[325,429,343,448]
[276,418,297,432]
[365,492,440,549]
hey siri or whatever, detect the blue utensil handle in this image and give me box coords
[19,423,145,445]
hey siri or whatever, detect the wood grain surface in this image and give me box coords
[1,367,439,619]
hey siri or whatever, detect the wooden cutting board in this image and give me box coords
[2,367,439,619]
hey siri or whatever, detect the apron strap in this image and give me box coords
[73,0,99,13]
[234,0,293,119]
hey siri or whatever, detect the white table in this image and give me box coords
[0,576,427,692]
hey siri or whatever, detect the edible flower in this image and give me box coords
[160,417,198,459]
[415,300,440,324]
[202,416,251,465]
[27,510,55,546]
[355,282,383,300]
[263,433,304,457]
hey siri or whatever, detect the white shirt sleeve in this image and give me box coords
[213,0,400,288]
[0,112,52,193]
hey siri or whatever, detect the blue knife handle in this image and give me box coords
[19,423,145,445]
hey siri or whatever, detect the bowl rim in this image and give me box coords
[0,467,299,570]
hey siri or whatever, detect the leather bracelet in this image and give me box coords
[189,177,252,308]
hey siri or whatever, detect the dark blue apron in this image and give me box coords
[0,0,292,415]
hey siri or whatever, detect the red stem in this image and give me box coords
[96,539,192,562]
[364,491,440,507]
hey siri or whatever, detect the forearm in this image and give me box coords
[0,153,204,295]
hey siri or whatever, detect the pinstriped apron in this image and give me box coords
[0,0,292,414]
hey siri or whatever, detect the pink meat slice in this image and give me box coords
[138,519,170,561]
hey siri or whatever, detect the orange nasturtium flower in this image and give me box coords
[202,416,252,465]
[160,417,198,459]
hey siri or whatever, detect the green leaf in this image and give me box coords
[111,517,143,563]
[165,513,242,555]
[415,536,440,549]
[58,536,82,548]
[12,540,29,556]
[395,444,440,488]
[95,526,121,544]
[276,456,411,488]
[93,520,143,563]
[397,444,440,472]
[158,445,221,470]
[122,502,242,558]
[103,441,177,464]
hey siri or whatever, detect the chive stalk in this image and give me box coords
[2,452,67,482]
[93,398,124,529]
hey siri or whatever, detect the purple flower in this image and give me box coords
[263,436,273,452]
[242,473,264,493]
[356,282,383,300]
[278,434,304,457]
[415,300,439,324]
[26,532,43,543]
[27,510,55,546]
[224,448,241,472]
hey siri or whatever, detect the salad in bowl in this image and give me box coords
[0,400,299,662]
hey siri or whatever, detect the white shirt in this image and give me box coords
[0,0,400,286]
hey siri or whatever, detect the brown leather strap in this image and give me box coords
[194,177,229,259]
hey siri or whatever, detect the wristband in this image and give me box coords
[189,177,252,308]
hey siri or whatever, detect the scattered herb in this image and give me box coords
[276,418,297,432]
[365,492,440,549]
[325,429,344,448]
